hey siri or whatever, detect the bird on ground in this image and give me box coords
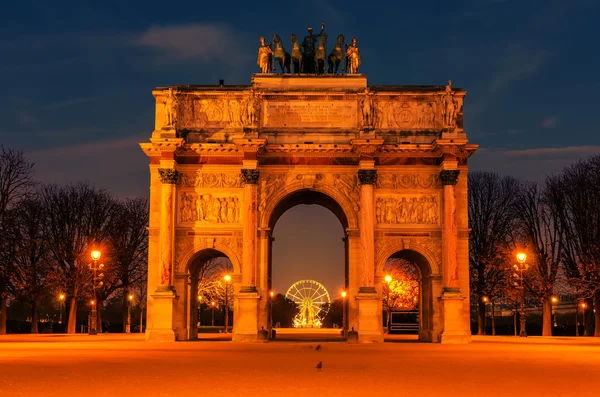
[315,344,321,351]
[316,361,323,371]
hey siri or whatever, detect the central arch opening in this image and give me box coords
[269,190,348,341]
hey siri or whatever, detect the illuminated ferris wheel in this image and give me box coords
[285,280,331,328]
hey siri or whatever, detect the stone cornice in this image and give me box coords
[177,143,241,157]
[233,138,268,153]
[139,138,185,157]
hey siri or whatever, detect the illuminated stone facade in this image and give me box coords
[140,74,477,343]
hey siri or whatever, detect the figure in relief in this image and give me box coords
[259,174,283,211]
[327,34,345,74]
[180,192,197,222]
[314,33,327,74]
[228,99,242,127]
[301,23,325,73]
[257,36,273,74]
[290,34,304,74]
[345,37,360,74]
[163,87,177,127]
[272,34,291,73]
[245,92,260,126]
[443,80,458,128]
[333,174,360,211]
[361,93,373,127]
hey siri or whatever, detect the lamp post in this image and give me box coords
[58,294,65,325]
[126,294,133,333]
[269,291,274,331]
[384,275,392,332]
[211,301,216,327]
[341,290,347,339]
[551,296,558,328]
[581,302,587,334]
[224,274,231,334]
[89,250,103,335]
[197,295,202,327]
[482,296,489,334]
[514,252,529,337]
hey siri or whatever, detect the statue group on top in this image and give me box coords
[257,23,361,75]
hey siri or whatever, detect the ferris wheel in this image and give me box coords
[285,280,331,328]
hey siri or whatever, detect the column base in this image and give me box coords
[232,291,261,342]
[355,291,384,343]
[438,292,470,344]
[145,288,176,342]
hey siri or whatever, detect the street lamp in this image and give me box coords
[551,296,558,327]
[482,296,489,334]
[211,301,216,327]
[269,291,274,331]
[341,290,347,339]
[384,275,392,332]
[197,295,202,327]
[126,294,133,333]
[89,250,103,335]
[58,294,65,325]
[514,252,529,337]
[581,302,587,334]
[223,274,231,334]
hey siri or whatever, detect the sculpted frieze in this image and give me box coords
[374,100,438,130]
[375,237,442,274]
[259,173,286,211]
[376,174,441,189]
[332,174,360,212]
[176,95,259,130]
[376,195,439,225]
[180,173,242,188]
[180,192,241,224]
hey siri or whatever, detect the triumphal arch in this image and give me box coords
[140,69,477,343]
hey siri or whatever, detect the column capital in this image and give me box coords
[439,170,460,186]
[158,168,181,184]
[358,169,378,185]
[241,169,260,185]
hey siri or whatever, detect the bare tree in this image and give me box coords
[41,182,116,333]
[0,147,35,334]
[103,198,148,332]
[514,181,562,336]
[10,196,52,333]
[197,258,234,306]
[468,172,519,335]
[552,155,600,336]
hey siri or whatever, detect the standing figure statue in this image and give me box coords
[272,34,291,73]
[301,22,325,73]
[327,34,345,74]
[257,36,273,74]
[290,34,303,74]
[345,37,360,74]
[163,87,177,127]
[442,80,458,128]
[361,92,373,127]
[314,33,327,74]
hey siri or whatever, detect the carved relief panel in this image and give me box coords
[376,174,441,189]
[180,192,241,224]
[373,99,439,130]
[376,195,439,225]
[180,172,242,188]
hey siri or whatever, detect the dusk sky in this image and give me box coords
[2,0,599,296]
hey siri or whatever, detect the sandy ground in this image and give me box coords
[1,333,599,397]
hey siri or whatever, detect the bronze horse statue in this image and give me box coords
[272,34,291,73]
[314,33,327,74]
[290,34,303,74]
[327,34,345,74]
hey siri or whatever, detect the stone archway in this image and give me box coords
[379,249,435,342]
[141,74,476,343]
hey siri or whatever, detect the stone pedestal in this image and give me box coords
[438,292,470,344]
[232,292,260,342]
[356,292,384,343]
[146,288,176,342]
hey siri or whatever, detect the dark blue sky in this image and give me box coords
[1,0,599,295]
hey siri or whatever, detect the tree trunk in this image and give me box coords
[594,293,600,337]
[122,296,128,333]
[491,302,496,335]
[0,296,7,335]
[514,301,518,336]
[67,297,77,334]
[97,301,103,334]
[542,298,552,336]
[477,300,486,335]
[30,301,39,334]
[584,297,593,336]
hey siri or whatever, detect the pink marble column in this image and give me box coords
[158,168,179,289]
[440,169,460,292]
[358,169,377,292]
[240,168,259,292]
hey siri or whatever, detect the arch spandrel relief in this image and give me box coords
[375,237,442,275]
[174,235,243,274]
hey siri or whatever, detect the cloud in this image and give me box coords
[539,116,557,128]
[488,43,552,94]
[503,146,600,157]
[133,23,248,64]
[29,135,147,158]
